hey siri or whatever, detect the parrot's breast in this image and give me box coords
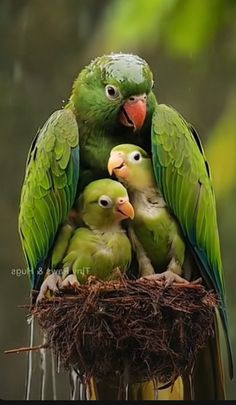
[102,231,131,265]
[131,189,176,271]
[93,230,131,279]
[131,188,166,218]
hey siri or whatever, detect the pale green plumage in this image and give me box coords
[60,179,132,283]
[62,227,131,283]
[109,144,185,275]
[51,223,75,268]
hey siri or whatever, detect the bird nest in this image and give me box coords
[32,277,218,387]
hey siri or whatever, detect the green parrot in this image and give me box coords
[19,53,233,399]
[108,143,188,285]
[45,178,133,293]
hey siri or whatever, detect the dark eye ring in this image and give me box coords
[105,85,120,100]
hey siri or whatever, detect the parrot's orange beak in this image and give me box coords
[120,94,147,131]
[108,152,129,179]
[116,198,134,220]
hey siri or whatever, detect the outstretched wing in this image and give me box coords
[151,104,233,377]
[19,108,80,289]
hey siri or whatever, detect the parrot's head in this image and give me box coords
[78,178,134,231]
[69,53,155,132]
[108,144,155,191]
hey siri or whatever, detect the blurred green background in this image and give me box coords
[0,0,236,399]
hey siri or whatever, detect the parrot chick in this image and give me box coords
[37,179,134,300]
[61,178,134,287]
[108,144,188,285]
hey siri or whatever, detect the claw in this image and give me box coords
[61,274,80,290]
[36,273,62,303]
[112,267,124,279]
[163,270,189,286]
[140,270,189,286]
[191,277,202,285]
[87,275,97,285]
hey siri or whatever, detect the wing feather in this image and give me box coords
[19,109,80,288]
[151,103,233,377]
[151,104,224,296]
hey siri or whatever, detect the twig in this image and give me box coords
[4,343,48,354]
[28,277,217,385]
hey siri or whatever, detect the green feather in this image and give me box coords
[19,109,80,289]
[60,179,132,283]
[152,105,223,287]
[151,103,233,377]
[108,143,186,273]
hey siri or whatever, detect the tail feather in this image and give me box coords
[190,314,226,400]
[220,308,234,380]
[91,377,184,400]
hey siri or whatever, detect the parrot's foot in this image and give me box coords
[128,226,155,277]
[61,274,80,290]
[167,257,183,275]
[87,275,97,285]
[112,267,123,279]
[192,277,202,284]
[139,259,156,277]
[36,273,62,303]
[140,270,189,287]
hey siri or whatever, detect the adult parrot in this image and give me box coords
[108,143,187,285]
[19,53,233,399]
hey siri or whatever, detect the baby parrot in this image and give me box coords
[108,144,187,285]
[61,178,134,286]
[37,178,134,300]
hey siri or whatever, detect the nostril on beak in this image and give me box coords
[128,94,147,103]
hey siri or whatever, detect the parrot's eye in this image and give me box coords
[105,85,120,100]
[129,151,142,163]
[98,195,113,208]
